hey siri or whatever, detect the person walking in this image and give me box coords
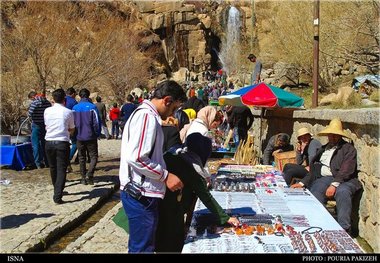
[248,53,262,85]
[65,87,78,173]
[119,80,187,253]
[28,92,52,169]
[95,96,111,139]
[120,94,137,134]
[65,87,78,110]
[72,88,101,185]
[44,88,75,204]
[109,102,120,139]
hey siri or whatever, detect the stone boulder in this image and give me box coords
[273,62,299,87]
[171,67,189,83]
[320,86,354,106]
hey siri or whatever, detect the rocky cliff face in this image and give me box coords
[126,0,376,89]
[128,1,256,79]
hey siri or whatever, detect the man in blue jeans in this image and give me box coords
[65,87,78,173]
[28,92,51,169]
[119,80,187,253]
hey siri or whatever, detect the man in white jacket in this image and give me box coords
[119,80,187,253]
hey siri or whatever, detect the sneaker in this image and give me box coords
[66,165,73,173]
[80,178,88,185]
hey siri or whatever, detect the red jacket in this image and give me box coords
[109,107,120,121]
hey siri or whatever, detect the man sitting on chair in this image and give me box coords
[294,118,362,234]
[284,127,321,186]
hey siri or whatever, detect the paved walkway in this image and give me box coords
[63,202,128,253]
[0,139,128,253]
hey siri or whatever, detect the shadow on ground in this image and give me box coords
[1,213,55,229]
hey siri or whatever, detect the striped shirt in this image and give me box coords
[28,95,52,126]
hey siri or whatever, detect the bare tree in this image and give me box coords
[1,1,157,133]
[258,0,379,87]
[102,27,152,105]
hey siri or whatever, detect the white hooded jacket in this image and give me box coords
[119,100,168,199]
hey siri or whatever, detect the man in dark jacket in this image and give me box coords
[65,87,78,173]
[72,88,101,185]
[296,119,362,233]
[228,105,254,147]
[120,94,137,134]
[95,96,110,139]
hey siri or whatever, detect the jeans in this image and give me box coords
[233,127,248,147]
[121,190,159,253]
[233,127,239,147]
[45,141,70,202]
[111,120,119,138]
[101,122,110,139]
[69,134,77,161]
[31,123,47,167]
[77,139,98,178]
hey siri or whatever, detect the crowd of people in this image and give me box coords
[25,64,362,252]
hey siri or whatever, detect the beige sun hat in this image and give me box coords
[318,118,350,138]
[297,127,313,139]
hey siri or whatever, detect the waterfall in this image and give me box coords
[220,6,241,75]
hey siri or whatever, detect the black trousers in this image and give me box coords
[45,141,70,202]
[77,139,98,178]
[282,163,309,186]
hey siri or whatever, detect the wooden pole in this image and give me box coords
[312,0,320,108]
[258,108,264,163]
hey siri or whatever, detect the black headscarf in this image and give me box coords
[185,133,212,166]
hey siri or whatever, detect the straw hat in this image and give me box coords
[318,118,349,138]
[297,127,313,139]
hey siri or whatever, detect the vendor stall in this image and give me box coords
[182,164,363,253]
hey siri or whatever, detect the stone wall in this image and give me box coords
[249,108,380,252]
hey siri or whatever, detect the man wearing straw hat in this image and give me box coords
[299,118,362,233]
[285,127,322,186]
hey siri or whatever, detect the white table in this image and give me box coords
[182,172,363,254]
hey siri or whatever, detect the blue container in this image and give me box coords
[0,135,11,145]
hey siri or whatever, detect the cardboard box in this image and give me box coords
[273,151,297,172]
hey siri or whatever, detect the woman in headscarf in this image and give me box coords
[161,116,182,153]
[155,133,239,253]
[179,106,223,142]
